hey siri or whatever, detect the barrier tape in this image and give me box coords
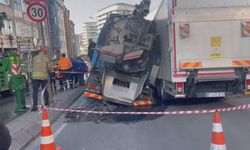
[58,71,84,74]
[40,84,250,116]
[45,104,250,116]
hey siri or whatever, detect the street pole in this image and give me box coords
[40,22,46,47]
[0,19,4,55]
[9,0,17,38]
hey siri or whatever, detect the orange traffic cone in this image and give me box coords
[210,111,227,150]
[40,109,57,150]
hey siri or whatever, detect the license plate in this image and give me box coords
[205,92,225,97]
[210,53,223,58]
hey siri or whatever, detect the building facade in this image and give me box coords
[48,0,67,59]
[64,8,77,58]
[77,33,85,55]
[75,34,80,56]
[96,3,135,34]
[63,8,71,57]
[0,0,42,74]
[56,0,67,56]
[0,0,40,51]
[69,20,77,58]
[0,0,78,60]
[81,22,97,55]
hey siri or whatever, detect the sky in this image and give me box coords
[64,0,162,34]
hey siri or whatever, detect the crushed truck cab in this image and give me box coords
[85,0,159,106]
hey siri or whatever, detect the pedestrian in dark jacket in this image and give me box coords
[78,57,87,86]
[0,122,11,150]
[88,39,96,62]
[72,57,86,87]
[49,67,57,94]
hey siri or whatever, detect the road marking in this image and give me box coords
[54,123,67,138]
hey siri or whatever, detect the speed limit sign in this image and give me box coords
[27,3,48,22]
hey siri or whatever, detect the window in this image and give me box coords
[0,0,9,5]
[14,0,21,10]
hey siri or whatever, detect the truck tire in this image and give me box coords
[155,84,161,99]
[160,82,168,101]
[156,81,171,104]
[154,80,167,104]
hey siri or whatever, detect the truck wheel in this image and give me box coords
[155,84,161,99]
[159,81,171,103]
[160,83,167,101]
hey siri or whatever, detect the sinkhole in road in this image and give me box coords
[63,98,220,124]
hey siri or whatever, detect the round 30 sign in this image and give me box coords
[27,3,48,23]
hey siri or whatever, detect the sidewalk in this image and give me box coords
[0,90,33,123]
[6,87,84,150]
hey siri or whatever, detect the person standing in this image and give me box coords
[71,58,79,87]
[31,48,52,111]
[72,57,86,87]
[55,64,64,91]
[58,53,73,90]
[87,39,96,62]
[49,67,57,94]
[79,57,87,85]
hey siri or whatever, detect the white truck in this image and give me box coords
[84,0,250,106]
[155,0,250,100]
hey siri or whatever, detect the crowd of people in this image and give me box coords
[29,38,97,112]
[0,39,96,148]
[0,48,91,149]
[30,48,88,111]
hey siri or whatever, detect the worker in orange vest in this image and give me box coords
[55,66,64,91]
[58,53,73,91]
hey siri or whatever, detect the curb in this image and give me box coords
[8,88,84,150]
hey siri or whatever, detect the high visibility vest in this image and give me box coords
[58,57,72,70]
[55,71,63,79]
[32,53,51,80]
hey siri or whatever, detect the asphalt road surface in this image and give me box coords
[27,95,250,150]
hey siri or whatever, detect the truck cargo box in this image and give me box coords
[155,0,250,98]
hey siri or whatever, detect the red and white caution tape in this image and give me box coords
[46,104,250,116]
[58,71,84,74]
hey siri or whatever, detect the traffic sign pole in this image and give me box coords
[26,2,48,47]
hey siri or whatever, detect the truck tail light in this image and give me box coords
[177,82,184,93]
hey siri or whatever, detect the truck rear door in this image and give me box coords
[173,2,250,75]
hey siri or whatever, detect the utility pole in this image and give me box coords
[0,12,6,55]
[39,22,46,47]
[9,0,17,37]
